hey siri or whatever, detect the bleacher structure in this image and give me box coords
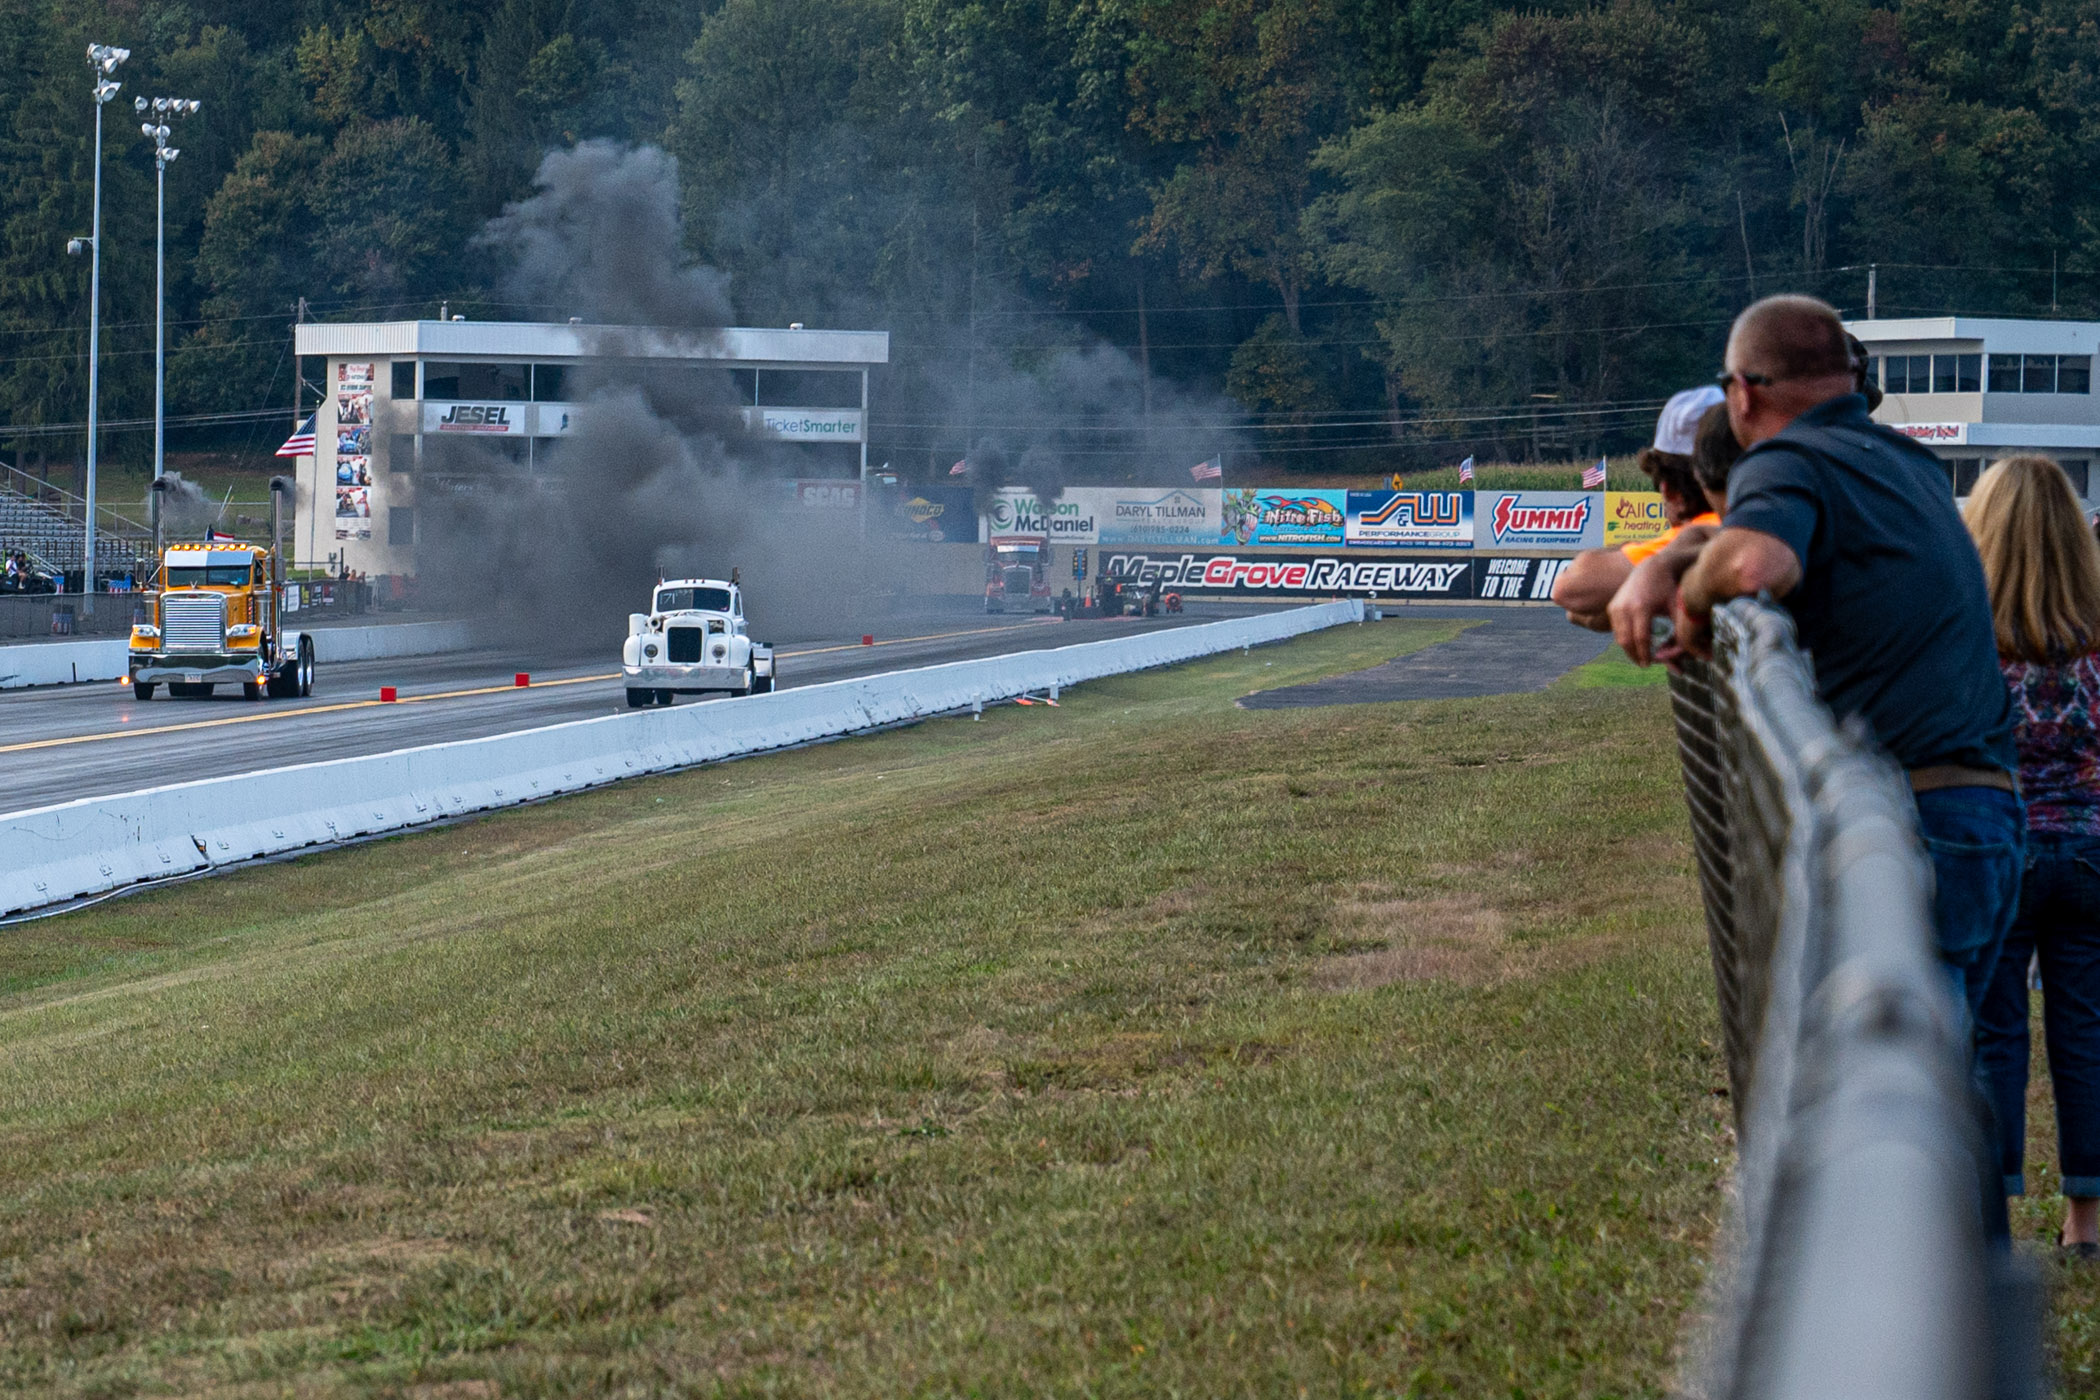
[0,465,150,584]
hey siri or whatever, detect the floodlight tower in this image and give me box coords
[68,43,129,597]
[137,95,200,550]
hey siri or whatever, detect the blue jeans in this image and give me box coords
[1914,786,2024,1240]
[1977,832,2100,1198]
[1914,786,2026,1027]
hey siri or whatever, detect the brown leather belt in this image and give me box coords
[1908,764,2019,794]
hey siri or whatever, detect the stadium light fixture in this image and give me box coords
[79,43,127,604]
[139,97,200,542]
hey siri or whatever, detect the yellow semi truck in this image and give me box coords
[128,541,314,701]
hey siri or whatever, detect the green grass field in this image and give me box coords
[3,617,2087,1396]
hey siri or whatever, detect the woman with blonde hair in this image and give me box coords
[1970,454,2100,1254]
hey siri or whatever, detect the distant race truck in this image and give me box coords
[621,576,776,708]
[128,541,315,701]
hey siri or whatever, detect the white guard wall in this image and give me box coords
[0,620,478,690]
[0,602,1362,915]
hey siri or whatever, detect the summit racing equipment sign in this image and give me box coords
[1473,491,1602,549]
[1101,551,1474,599]
[1345,490,1473,549]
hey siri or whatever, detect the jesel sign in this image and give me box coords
[1603,491,1669,549]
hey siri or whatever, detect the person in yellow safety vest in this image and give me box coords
[1554,385,1725,630]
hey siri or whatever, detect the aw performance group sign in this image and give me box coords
[987,487,1632,551]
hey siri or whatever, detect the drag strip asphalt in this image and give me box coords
[0,604,1252,813]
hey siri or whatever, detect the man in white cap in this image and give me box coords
[1552,384,1726,630]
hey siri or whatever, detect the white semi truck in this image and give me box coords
[621,576,776,708]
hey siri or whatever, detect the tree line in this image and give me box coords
[0,0,2095,481]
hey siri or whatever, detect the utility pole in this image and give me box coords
[1866,264,1877,320]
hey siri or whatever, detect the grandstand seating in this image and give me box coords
[0,478,148,581]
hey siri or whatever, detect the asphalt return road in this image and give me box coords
[0,602,1255,813]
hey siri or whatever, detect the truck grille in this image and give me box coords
[160,593,226,651]
[667,627,703,664]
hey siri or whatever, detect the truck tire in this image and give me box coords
[132,681,155,701]
[297,638,315,697]
[626,688,651,708]
[753,671,774,695]
[733,665,754,696]
[242,680,264,701]
[655,689,674,706]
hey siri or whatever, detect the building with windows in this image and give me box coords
[1844,316,2098,499]
[288,319,888,575]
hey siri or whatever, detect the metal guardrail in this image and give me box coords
[1670,599,2039,1400]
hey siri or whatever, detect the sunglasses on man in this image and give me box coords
[1713,369,1776,390]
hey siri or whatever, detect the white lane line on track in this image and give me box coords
[0,618,1070,756]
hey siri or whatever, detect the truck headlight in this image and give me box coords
[131,624,159,641]
[643,642,659,659]
[713,645,727,660]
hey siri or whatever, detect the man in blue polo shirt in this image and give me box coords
[1611,295,2021,1025]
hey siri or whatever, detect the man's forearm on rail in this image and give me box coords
[1680,528,1801,617]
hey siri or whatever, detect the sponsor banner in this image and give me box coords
[1100,550,1474,599]
[742,406,865,442]
[1892,421,1965,445]
[334,363,374,540]
[1098,487,1220,545]
[424,401,527,435]
[1219,488,1346,546]
[983,489,1100,543]
[1474,555,1574,601]
[793,479,861,509]
[1344,490,1473,549]
[880,485,977,543]
[1474,490,1602,549]
[1603,492,1669,550]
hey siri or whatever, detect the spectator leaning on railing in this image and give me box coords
[1610,294,2022,1035]
[1552,385,1724,630]
[1964,455,2100,1255]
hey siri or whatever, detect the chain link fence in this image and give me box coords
[1668,598,2040,1400]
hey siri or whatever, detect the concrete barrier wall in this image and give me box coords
[0,618,478,689]
[0,601,1360,916]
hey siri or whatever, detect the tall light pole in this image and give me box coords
[138,95,198,557]
[71,43,128,598]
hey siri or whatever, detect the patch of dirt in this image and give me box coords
[1314,896,1617,989]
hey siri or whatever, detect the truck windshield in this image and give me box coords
[165,566,254,587]
[656,587,731,613]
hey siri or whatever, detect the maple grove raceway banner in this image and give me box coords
[1101,551,1579,601]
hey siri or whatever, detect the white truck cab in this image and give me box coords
[621,577,776,708]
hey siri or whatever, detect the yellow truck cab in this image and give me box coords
[128,542,314,701]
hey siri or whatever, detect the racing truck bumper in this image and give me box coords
[130,652,265,684]
[624,662,748,691]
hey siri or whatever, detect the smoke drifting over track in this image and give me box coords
[417,142,863,642]
[415,140,1246,642]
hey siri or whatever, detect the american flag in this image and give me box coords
[1190,455,1223,481]
[1457,455,1475,484]
[1583,455,1607,488]
[949,458,968,476]
[275,414,316,458]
